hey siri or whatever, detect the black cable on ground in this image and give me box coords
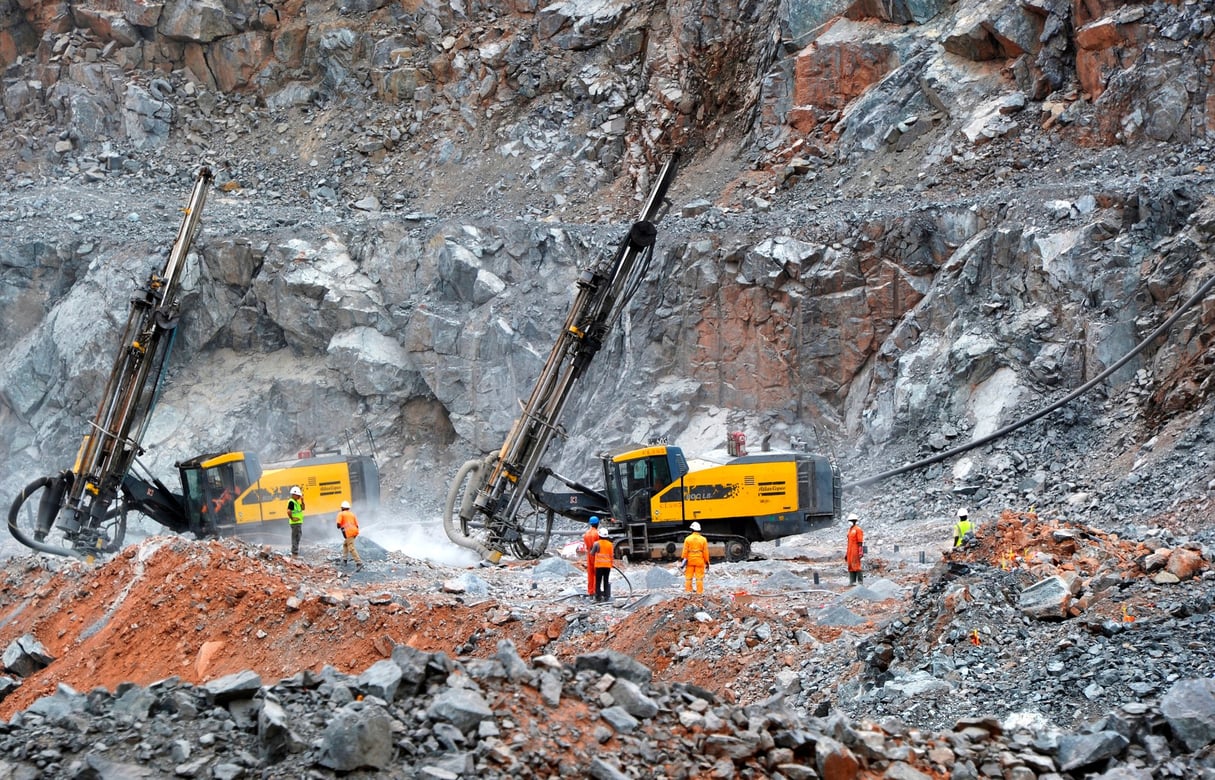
[845,268,1215,492]
[552,562,638,608]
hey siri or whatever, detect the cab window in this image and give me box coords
[629,456,671,493]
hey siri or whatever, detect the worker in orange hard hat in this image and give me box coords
[681,522,709,593]
[589,532,615,603]
[336,500,362,571]
[846,513,864,585]
[582,516,601,598]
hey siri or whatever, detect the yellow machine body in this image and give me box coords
[600,439,839,562]
[649,456,802,526]
[178,450,380,541]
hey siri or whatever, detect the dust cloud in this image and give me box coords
[362,509,480,567]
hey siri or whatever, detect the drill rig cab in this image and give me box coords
[109,448,379,547]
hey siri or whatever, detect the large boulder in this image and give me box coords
[1161,678,1215,751]
[1019,575,1075,620]
[317,702,393,771]
[943,0,1044,61]
[158,0,236,42]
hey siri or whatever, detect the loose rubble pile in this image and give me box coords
[0,523,1212,777]
[4,637,1215,779]
[0,536,883,719]
[819,511,1215,734]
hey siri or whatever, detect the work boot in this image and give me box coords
[356,563,363,571]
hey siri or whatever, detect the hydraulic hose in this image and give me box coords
[442,456,504,563]
[7,476,81,558]
[846,269,1215,491]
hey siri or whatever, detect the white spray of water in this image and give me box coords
[361,508,481,567]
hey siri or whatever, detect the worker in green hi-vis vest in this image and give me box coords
[953,508,974,548]
[287,485,305,556]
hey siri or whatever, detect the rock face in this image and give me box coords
[2,0,1215,555]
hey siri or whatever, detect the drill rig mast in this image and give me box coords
[444,156,679,561]
[8,167,213,559]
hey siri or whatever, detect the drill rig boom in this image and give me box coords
[7,167,214,558]
[444,157,678,561]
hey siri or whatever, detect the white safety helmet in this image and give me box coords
[689,522,701,531]
[340,500,351,510]
[847,512,859,522]
[290,486,302,497]
[957,508,969,518]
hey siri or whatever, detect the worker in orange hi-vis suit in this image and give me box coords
[846,512,864,586]
[336,500,363,571]
[681,522,710,593]
[583,516,601,597]
[590,534,615,603]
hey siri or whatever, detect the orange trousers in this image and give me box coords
[587,554,596,595]
[684,564,705,593]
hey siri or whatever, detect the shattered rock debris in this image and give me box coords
[0,524,1211,776]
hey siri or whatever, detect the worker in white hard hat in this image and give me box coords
[588,531,615,603]
[953,508,974,548]
[681,521,709,594]
[336,499,362,571]
[287,486,305,556]
[846,512,864,585]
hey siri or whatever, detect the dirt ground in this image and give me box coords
[0,508,1197,724]
[0,535,892,720]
